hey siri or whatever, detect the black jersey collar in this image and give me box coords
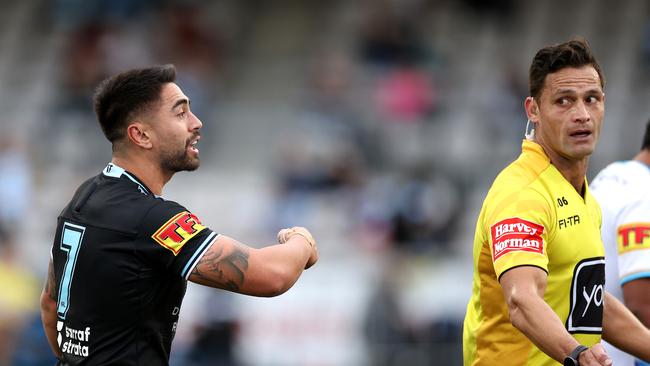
[103,163,153,196]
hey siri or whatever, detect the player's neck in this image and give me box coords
[111,155,171,196]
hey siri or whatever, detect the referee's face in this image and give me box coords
[152,83,203,173]
[531,66,604,163]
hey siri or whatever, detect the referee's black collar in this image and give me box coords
[102,163,153,196]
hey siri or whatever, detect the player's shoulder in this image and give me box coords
[592,160,650,189]
[101,176,191,231]
[60,163,190,234]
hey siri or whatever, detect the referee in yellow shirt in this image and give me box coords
[463,38,650,366]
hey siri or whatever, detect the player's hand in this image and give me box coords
[578,343,611,366]
[277,226,318,269]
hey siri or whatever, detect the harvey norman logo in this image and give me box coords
[490,217,545,261]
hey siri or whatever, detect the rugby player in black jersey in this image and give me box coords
[39,65,318,365]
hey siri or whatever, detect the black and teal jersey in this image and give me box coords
[51,163,217,365]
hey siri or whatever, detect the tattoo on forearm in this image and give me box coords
[191,244,250,291]
[45,260,57,301]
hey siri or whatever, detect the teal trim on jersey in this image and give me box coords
[620,271,650,286]
[103,163,149,195]
[182,232,218,279]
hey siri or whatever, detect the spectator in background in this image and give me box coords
[154,2,224,126]
[364,261,413,366]
[358,5,428,69]
[273,52,370,228]
[168,285,239,366]
[390,162,462,253]
[51,0,155,31]
[590,120,650,366]
[481,63,528,146]
[0,134,31,237]
[60,23,109,111]
[358,4,437,125]
[461,0,514,21]
[0,133,39,365]
[45,22,112,169]
[0,241,40,365]
[374,61,436,123]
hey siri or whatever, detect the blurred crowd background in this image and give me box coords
[2,0,650,365]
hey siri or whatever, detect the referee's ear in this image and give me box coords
[126,122,153,150]
[524,96,540,123]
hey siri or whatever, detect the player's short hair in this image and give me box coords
[642,119,650,151]
[93,65,177,144]
[529,38,604,100]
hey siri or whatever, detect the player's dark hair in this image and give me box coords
[642,119,650,150]
[529,38,604,100]
[93,65,177,144]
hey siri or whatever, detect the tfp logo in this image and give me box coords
[566,257,605,333]
[152,211,206,255]
[617,222,650,254]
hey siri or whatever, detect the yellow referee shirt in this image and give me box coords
[463,140,605,366]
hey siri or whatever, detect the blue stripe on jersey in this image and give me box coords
[182,232,218,279]
[103,163,149,195]
[621,271,650,286]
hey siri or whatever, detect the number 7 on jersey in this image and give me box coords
[57,222,86,319]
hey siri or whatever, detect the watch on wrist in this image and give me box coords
[563,345,589,366]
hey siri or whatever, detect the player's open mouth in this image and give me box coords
[188,135,200,155]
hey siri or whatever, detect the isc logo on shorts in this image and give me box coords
[617,222,650,254]
[152,211,206,255]
[566,257,605,333]
[490,217,545,261]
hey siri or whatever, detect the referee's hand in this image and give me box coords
[579,343,612,366]
[277,226,318,269]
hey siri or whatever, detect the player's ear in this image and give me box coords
[126,122,153,149]
[524,97,539,122]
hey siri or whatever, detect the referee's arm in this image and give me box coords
[40,258,63,359]
[188,228,317,297]
[500,266,611,365]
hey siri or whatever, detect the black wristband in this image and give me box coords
[563,344,589,366]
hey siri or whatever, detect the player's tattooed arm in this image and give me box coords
[188,233,312,297]
[189,236,250,292]
[41,258,63,358]
[44,258,57,301]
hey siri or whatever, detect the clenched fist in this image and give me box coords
[277,226,318,269]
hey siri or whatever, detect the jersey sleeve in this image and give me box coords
[615,198,650,285]
[484,187,553,280]
[139,199,218,279]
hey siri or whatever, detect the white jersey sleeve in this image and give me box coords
[591,160,650,287]
[615,198,650,284]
